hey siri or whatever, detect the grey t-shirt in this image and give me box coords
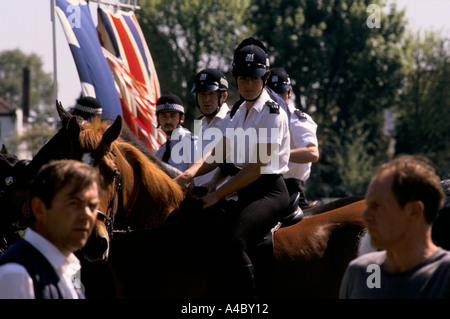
[340,248,450,299]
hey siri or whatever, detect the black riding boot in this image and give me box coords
[217,246,257,299]
[239,263,257,300]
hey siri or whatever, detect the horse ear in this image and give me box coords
[67,115,81,145]
[56,100,73,127]
[102,115,122,146]
[1,144,8,155]
[0,144,16,162]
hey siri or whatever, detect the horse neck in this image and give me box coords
[113,143,184,229]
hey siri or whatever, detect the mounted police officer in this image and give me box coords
[267,67,319,209]
[175,38,291,298]
[69,96,103,123]
[155,93,197,172]
[191,68,230,188]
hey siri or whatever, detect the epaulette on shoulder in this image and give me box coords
[265,100,280,114]
[294,109,307,120]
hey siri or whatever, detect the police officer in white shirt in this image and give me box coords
[175,39,291,298]
[191,68,230,189]
[155,93,197,172]
[267,67,319,209]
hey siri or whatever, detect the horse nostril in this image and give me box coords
[98,236,109,253]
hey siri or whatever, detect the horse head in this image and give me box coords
[20,101,185,264]
[63,115,123,262]
[13,102,117,262]
[66,113,187,261]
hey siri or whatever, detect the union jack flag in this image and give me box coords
[56,0,164,150]
[97,5,164,150]
[55,0,122,120]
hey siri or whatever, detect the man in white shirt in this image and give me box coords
[0,160,100,299]
[190,68,230,189]
[155,93,197,172]
[267,67,319,209]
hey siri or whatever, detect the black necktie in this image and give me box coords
[162,139,171,163]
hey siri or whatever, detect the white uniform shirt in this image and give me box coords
[225,90,290,175]
[284,103,318,181]
[194,103,230,186]
[155,126,197,172]
[0,228,82,299]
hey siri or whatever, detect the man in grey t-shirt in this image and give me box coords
[340,248,450,298]
[339,155,450,299]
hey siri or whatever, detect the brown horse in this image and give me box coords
[3,110,450,299]
[52,112,365,298]
[63,115,184,255]
[1,103,365,298]
[271,198,365,298]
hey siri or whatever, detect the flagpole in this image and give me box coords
[51,0,58,130]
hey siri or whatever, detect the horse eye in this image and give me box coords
[5,176,14,186]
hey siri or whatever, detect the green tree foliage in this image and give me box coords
[136,0,450,196]
[136,0,253,129]
[394,31,450,179]
[247,0,407,196]
[0,49,54,156]
[0,49,53,112]
[325,121,375,196]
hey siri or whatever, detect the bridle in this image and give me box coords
[97,167,121,239]
[82,148,122,240]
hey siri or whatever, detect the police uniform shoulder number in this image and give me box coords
[294,109,307,120]
[265,100,280,114]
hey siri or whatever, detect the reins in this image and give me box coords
[91,148,122,240]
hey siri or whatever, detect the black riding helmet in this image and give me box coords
[72,96,103,120]
[267,67,291,94]
[191,68,228,93]
[156,93,185,129]
[191,68,228,117]
[156,93,185,115]
[232,39,270,102]
[232,44,270,78]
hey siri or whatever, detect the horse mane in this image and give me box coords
[120,125,182,179]
[117,141,184,216]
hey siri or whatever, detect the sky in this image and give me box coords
[1,0,450,109]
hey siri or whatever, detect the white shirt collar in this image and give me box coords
[202,103,230,128]
[239,90,270,113]
[24,228,81,277]
[216,103,230,119]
